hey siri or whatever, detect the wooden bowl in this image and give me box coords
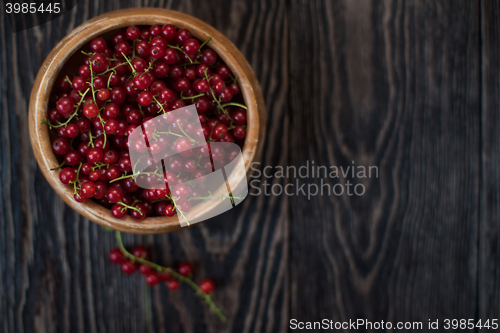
[29,8,266,234]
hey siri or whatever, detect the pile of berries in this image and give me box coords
[109,245,215,294]
[44,24,248,221]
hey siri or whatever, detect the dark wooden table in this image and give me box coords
[2,0,500,332]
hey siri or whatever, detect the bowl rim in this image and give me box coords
[29,8,266,234]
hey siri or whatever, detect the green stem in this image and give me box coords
[121,52,137,75]
[220,102,248,110]
[109,173,135,183]
[115,231,226,321]
[50,161,66,171]
[153,96,168,114]
[168,45,193,63]
[118,201,143,215]
[176,124,196,143]
[48,88,90,129]
[199,36,212,50]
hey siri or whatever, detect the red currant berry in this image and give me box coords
[110,87,126,105]
[229,82,241,95]
[149,24,161,37]
[158,271,172,282]
[176,29,192,45]
[168,280,180,290]
[81,181,96,198]
[161,24,177,40]
[183,38,199,56]
[87,148,104,163]
[83,103,99,119]
[109,248,125,264]
[106,165,121,181]
[139,264,153,275]
[106,186,124,203]
[79,64,91,77]
[150,45,164,59]
[59,167,76,184]
[126,25,140,40]
[178,262,193,276]
[201,49,217,66]
[64,150,81,166]
[56,97,75,117]
[146,273,160,286]
[138,91,153,106]
[90,37,107,52]
[131,203,147,220]
[121,261,137,275]
[173,184,190,199]
[91,53,108,72]
[97,88,110,101]
[164,204,176,217]
[111,204,127,219]
[132,246,148,259]
[233,126,246,139]
[163,48,179,65]
[214,81,225,93]
[199,279,215,294]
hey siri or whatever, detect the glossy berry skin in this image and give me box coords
[150,45,164,59]
[168,280,180,291]
[176,29,192,45]
[201,49,217,66]
[178,262,193,276]
[139,264,153,275]
[109,248,125,264]
[161,24,177,39]
[64,150,81,166]
[132,246,148,259]
[97,88,110,101]
[231,109,247,125]
[126,25,140,40]
[90,37,107,52]
[81,181,96,198]
[56,97,75,117]
[183,38,199,55]
[173,184,190,199]
[146,274,160,286]
[121,261,137,275]
[106,186,124,203]
[233,126,246,139]
[59,167,76,184]
[111,204,127,219]
[162,204,175,217]
[199,279,215,294]
[83,103,99,119]
[52,137,70,155]
[138,91,153,106]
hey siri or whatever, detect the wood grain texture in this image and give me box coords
[2,0,498,332]
[1,0,288,332]
[480,0,500,324]
[289,0,481,326]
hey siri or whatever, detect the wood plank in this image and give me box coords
[479,0,500,324]
[288,0,481,326]
[0,0,289,332]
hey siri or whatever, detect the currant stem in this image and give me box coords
[49,88,90,129]
[199,36,212,50]
[50,161,66,171]
[121,52,137,75]
[220,102,248,110]
[152,96,167,114]
[168,45,193,63]
[118,201,143,215]
[115,231,226,321]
